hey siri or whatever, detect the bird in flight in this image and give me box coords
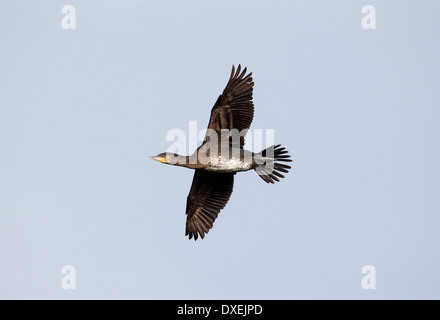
[149,65,292,240]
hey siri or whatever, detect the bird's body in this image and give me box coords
[149,65,292,240]
[206,155,253,173]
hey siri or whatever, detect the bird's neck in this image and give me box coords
[165,154,194,168]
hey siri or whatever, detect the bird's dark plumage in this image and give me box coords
[186,65,255,239]
[204,65,254,146]
[149,64,292,240]
[186,170,235,240]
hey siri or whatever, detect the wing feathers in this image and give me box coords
[185,170,234,240]
[204,64,254,144]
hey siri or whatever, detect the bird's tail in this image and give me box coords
[254,144,292,184]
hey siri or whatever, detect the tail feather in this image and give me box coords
[255,144,292,184]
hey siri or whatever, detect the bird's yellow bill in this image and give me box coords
[148,156,166,163]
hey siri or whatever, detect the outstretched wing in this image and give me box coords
[185,170,235,240]
[204,64,254,146]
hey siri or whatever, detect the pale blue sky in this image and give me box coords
[1,1,440,299]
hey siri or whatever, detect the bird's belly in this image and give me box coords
[205,157,252,173]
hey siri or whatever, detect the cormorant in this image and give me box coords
[149,65,292,240]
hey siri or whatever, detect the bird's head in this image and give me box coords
[148,152,181,165]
